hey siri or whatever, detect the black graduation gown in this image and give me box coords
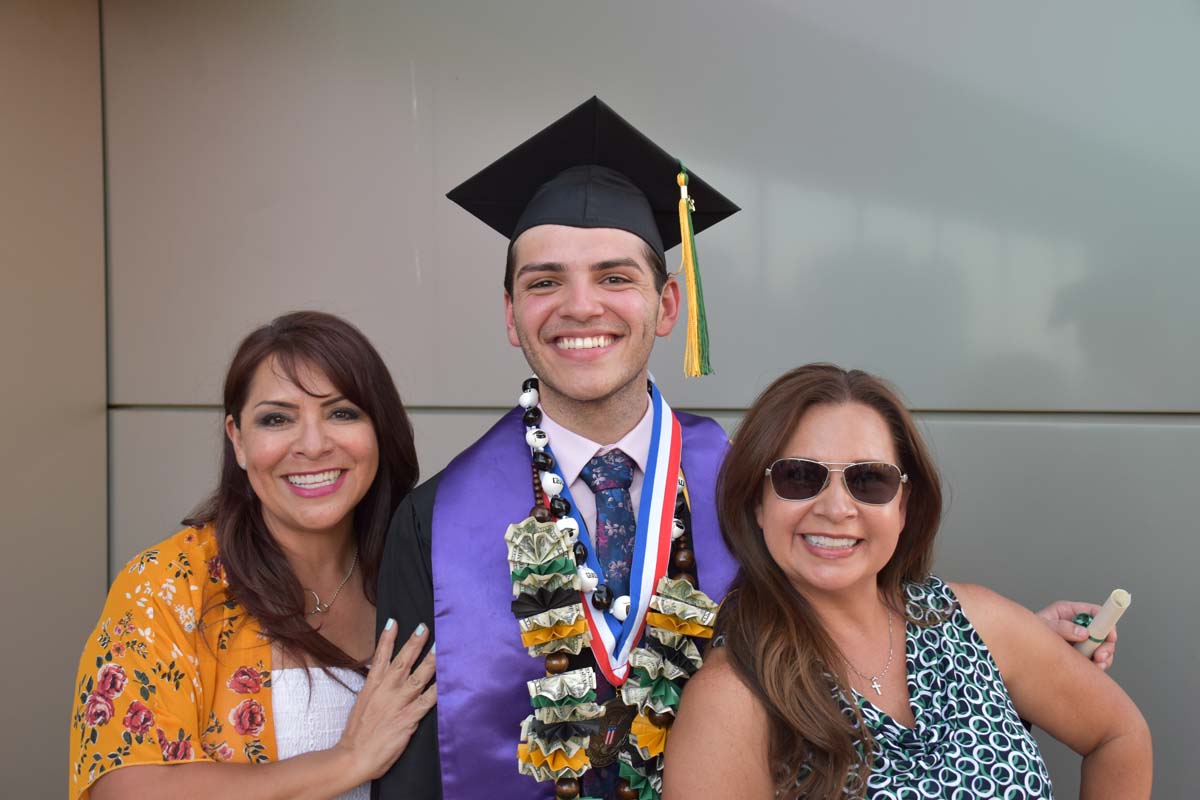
[372,475,443,799]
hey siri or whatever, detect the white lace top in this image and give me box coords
[271,667,368,800]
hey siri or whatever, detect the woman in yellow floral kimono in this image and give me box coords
[70,312,437,799]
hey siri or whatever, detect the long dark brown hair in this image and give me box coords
[185,311,418,669]
[714,364,943,798]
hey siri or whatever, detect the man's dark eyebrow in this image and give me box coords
[591,258,644,272]
[514,262,564,281]
[253,395,346,410]
[516,258,645,282]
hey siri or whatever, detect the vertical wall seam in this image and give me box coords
[98,0,113,587]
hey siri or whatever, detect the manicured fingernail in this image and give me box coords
[1074,626,1088,637]
[430,642,436,654]
[415,623,427,636]
[384,618,395,631]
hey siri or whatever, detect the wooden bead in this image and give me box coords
[615,779,639,799]
[523,406,543,427]
[647,708,675,728]
[523,376,540,392]
[555,777,580,799]
[672,548,695,573]
[530,505,553,523]
[533,451,555,472]
[545,653,571,674]
[573,541,588,565]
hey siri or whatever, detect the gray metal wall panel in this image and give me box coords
[105,0,1200,411]
[108,409,223,577]
[919,413,1195,799]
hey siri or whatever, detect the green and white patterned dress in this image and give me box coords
[846,575,1054,799]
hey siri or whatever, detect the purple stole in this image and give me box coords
[431,407,736,800]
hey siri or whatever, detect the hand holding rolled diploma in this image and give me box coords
[1075,589,1131,659]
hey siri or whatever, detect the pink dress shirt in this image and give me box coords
[538,400,655,547]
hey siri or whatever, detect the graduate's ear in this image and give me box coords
[504,291,522,348]
[655,275,682,338]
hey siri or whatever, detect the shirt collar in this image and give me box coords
[539,399,655,487]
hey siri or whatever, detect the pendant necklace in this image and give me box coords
[306,549,358,615]
[845,611,895,696]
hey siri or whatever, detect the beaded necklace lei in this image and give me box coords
[507,377,720,800]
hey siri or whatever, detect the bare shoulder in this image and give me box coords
[948,581,1030,633]
[665,647,774,799]
[947,580,1058,677]
[680,647,764,725]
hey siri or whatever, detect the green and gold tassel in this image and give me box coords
[676,166,713,377]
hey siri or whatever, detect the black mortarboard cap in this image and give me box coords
[445,96,739,262]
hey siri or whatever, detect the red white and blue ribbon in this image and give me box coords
[543,382,681,686]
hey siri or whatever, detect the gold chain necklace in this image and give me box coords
[306,550,358,615]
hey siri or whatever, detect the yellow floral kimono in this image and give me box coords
[70,525,278,798]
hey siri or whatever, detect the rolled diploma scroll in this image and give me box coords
[1074,589,1131,658]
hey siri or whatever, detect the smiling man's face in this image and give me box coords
[504,224,680,413]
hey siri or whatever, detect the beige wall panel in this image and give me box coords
[0,0,105,793]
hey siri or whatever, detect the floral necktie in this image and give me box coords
[581,449,636,601]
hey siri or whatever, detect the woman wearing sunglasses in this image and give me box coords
[664,364,1151,799]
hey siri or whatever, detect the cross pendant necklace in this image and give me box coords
[845,611,895,697]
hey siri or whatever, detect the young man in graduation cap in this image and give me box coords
[374,97,1117,800]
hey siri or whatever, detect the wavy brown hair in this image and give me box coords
[184,311,418,669]
[714,364,943,798]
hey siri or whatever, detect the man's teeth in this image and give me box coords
[286,469,343,488]
[556,336,613,350]
[803,535,858,550]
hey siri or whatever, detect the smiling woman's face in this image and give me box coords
[756,402,907,599]
[225,357,379,542]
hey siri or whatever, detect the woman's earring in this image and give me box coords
[238,459,246,469]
